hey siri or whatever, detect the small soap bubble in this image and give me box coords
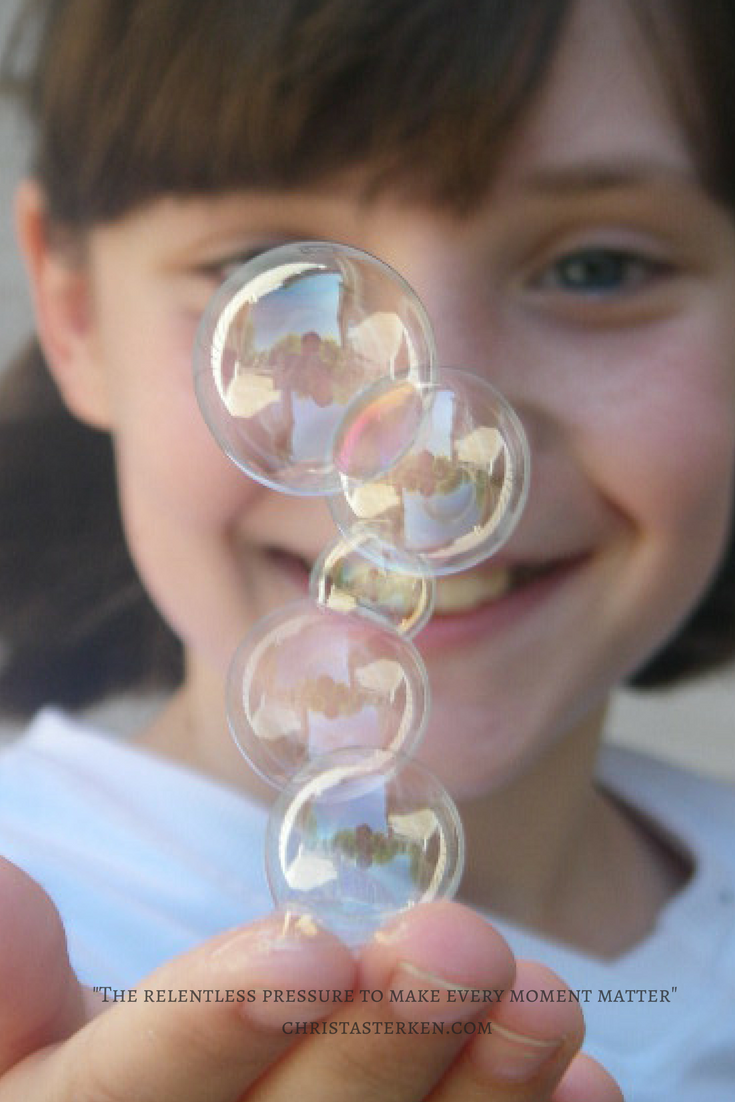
[330,368,530,575]
[227,599,430,787]
[310,531,435,637]
[193,242,436,494]
[266,747,464,946]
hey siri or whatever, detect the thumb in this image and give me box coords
[0,858,88,1069]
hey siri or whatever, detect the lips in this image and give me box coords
[264,545,578,618]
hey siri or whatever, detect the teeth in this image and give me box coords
[434,567,513,614]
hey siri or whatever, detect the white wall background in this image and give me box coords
[0,0,32,359]
[0,3,732,778]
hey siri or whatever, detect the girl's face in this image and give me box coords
[32,0,735,796]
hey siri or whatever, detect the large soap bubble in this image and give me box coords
[266,748,464,946]
[193,242,436,494]
[227,599,430,787]
[330,368,530,574]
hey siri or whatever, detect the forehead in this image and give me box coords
[497,0,695,191]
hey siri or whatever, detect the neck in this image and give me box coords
[458,708,602,919]
[457,706,689,957]
[136,655,277,806]
[138,666,688,959]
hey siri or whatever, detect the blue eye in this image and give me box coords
[537,247,665,295]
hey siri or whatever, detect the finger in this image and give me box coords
[247,899,517,1102]
[0,912,356,1102]
[553,1053,625,1102]
[427,960,588,1101]
[0,858,88,1073]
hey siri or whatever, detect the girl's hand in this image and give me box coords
[0,858,622,1101]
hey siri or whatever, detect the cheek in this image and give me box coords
[572,323,735,659]
[102,302,259,526]
[561,319,735,551]
[627,359,732,549]
[101,316,267,668]
[122,389,251,527]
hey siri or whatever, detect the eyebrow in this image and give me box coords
[515,159,700,197]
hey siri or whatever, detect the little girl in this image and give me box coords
[1,1,734,1099]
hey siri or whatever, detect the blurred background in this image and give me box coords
[0,1,733,779]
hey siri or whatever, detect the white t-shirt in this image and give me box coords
[1,708,734,1100]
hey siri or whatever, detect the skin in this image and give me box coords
[4,0,735,1097]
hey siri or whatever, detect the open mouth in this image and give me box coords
[265,546,581,617]
[433,563,556,615]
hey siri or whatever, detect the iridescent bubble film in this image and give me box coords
[227,599,430,787]
[330,368,530,574]
[310,532,435,638]
[266,748,464,945]
[193,242,436,494]
[331,377,426,482]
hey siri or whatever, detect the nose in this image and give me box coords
[378,232,516,395]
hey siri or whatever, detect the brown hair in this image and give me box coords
[0,0,734,713]
[5,0,572,219]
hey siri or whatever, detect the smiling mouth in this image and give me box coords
[434,565,546,614]
[265,546,580,617]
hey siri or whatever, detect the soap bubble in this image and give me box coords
[193,242,436,494]
[330,368,530,574]
[310,531,435,638]
[330,377,426,482]
[266,747,464,945]
[227,599,430,787]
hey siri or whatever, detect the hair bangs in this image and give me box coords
[11,0,571,224]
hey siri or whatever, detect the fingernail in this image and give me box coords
[372,915,413,946]
[389,961,487,1024]
[210,910,321,960]
[475,1020,564,1082]
[257,910,324,951]
[211,912,355,1028]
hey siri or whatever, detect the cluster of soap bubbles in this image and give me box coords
[194,242,529,945]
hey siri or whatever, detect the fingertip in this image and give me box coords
[369,899,515,973]
[0,857,62,944]
[358,900,516,1021]
[0,858,86,1063]
[463,959,585,1086]
[207,909,356,971]
[493,959,587,1047]
[202,910,357,1028]
[554,1052,626,1102]
[0,857,68,996]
